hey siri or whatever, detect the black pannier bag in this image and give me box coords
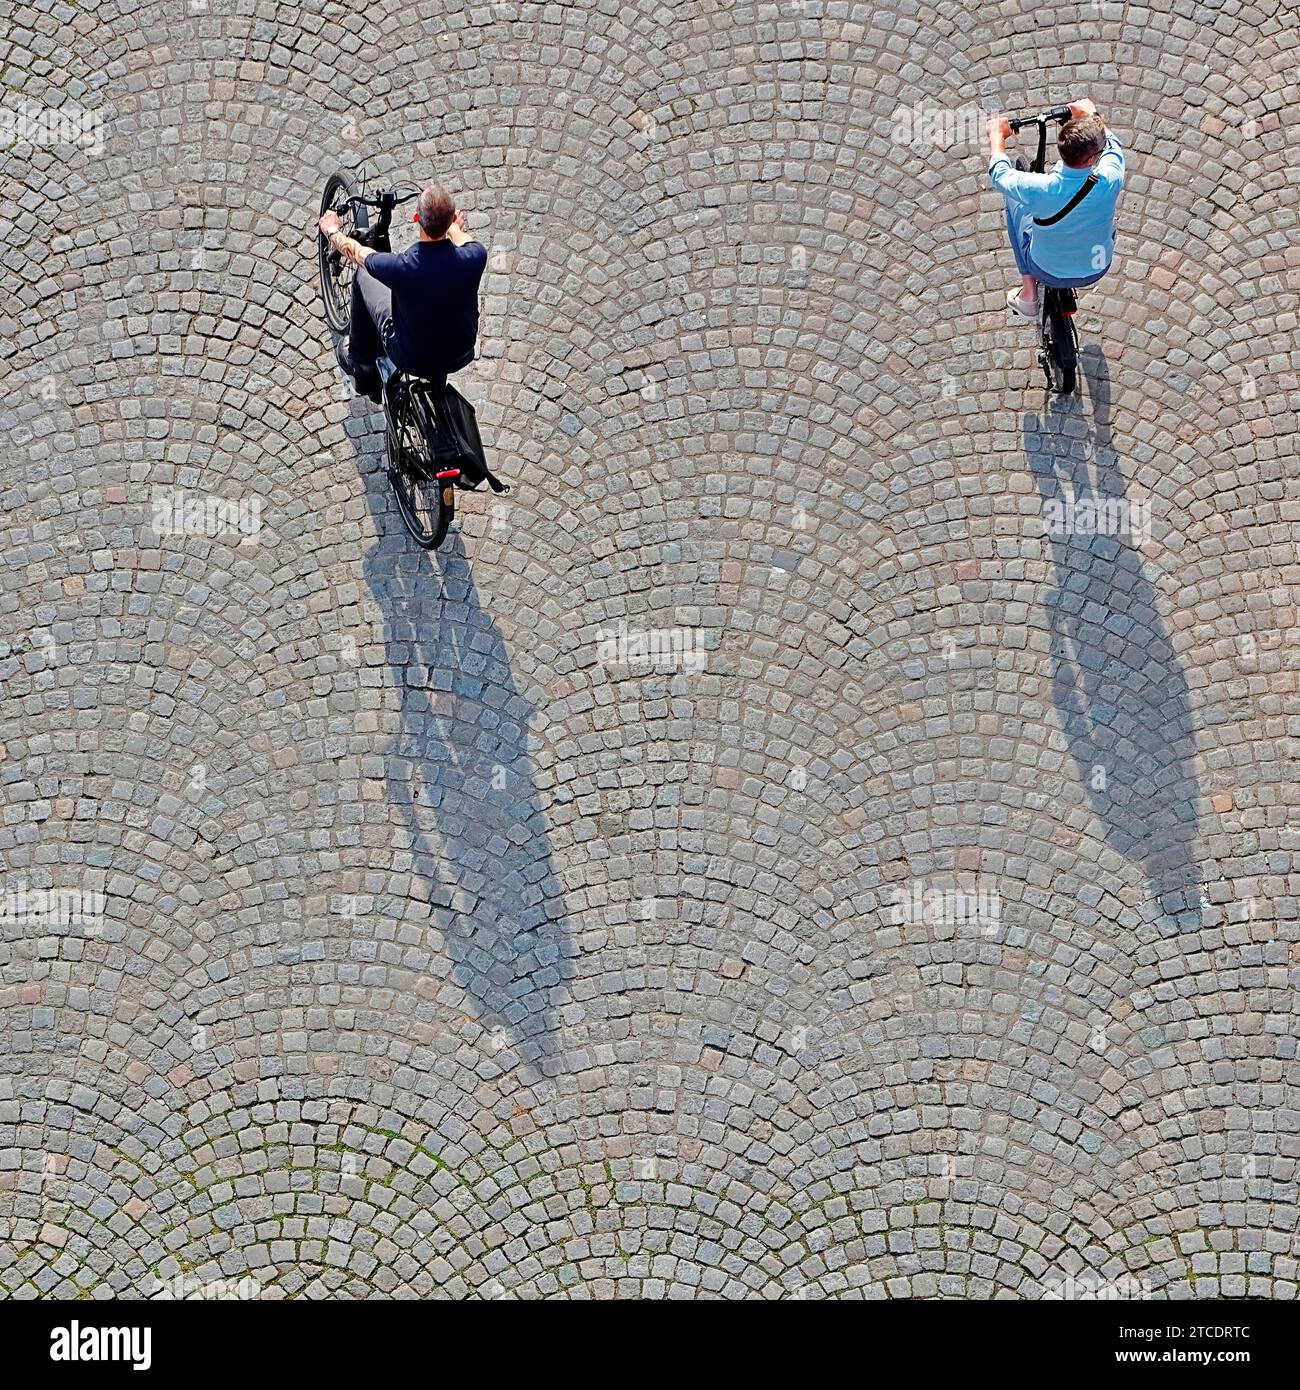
[412,381,507,493]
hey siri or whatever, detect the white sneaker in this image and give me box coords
[1007,288,1039,320]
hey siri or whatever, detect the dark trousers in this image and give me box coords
[349,265,393,374]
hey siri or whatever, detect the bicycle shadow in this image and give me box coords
[1024,349,1203,932]
[353,416,572,1079]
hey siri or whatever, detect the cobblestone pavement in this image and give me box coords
[1,0,1297,1300]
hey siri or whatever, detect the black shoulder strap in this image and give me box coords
[1033,173,1098,227]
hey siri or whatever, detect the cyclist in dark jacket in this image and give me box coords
[318,183,486,402]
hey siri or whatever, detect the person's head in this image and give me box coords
[416,183,455,239]
[1058,115,1106,168]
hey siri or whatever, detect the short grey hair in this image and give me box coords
[416,184,455,237]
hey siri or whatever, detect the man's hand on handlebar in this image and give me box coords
[987,115,1011,157]
[318,210,372,268]
[1068,98,1098,121]
[446,208,475,248]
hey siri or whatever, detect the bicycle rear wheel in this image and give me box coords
[318,171,360,334]
[385,377,457,549]
[1042,298,1079,395]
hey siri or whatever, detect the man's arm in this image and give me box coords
[318,211,373,268]
[987,113,1012,165]
[446,209,475,248]
[987,99,1109,200]
[1066,98,1123,179]
[986,114,1040,202]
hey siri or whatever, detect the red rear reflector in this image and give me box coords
[435,469,461,480]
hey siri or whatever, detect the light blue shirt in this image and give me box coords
[990,132,1125,280]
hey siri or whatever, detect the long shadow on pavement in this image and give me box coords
[355,427,572,1078]
[1024,347,1202,933]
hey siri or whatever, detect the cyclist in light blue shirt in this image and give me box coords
[987,98,1125,319]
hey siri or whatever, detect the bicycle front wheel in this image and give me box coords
[318,171,359,335]
[1043,302,1079,395]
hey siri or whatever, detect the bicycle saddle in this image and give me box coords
[399,348,476,384]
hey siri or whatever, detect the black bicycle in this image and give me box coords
[1006,106,1084,395]
[317,171,501,548]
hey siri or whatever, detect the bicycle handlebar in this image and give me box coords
[340,178,422,212]
[353,189,419,209]
[1007,105,1072,133]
